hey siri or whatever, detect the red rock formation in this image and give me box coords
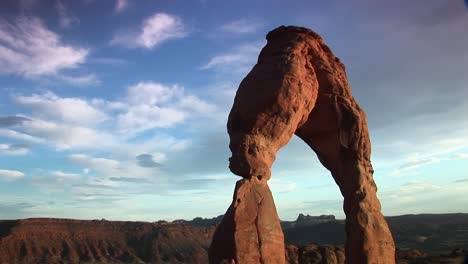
[0,218,214,264]
[211,26,396,263]
[209,177,285,263]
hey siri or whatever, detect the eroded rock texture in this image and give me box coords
[210,26,396,263]
[209,178,285,263]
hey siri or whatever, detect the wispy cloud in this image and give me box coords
[0,169,25,180]
[0,116,31,127]
[56,73,100,86]
[116,82,215,135]
[379,180,468,216]
[393,157,441,175]
[15,91,108,125]
[52,170,79,178]
[20,119,115,150]
[109,177,150,183]
[136,154,163,168]
[449,152,468,159]
[55,0,79,28]
[91,57,127,65]
[220,18,264,34]
[114,0,129,13]
[68,153,159,182]
[200,41,264,73]
[0,16,88,77]
[453,178,468,184]
[0,143,30,155]
[0,129,45,144]
[2,81,214,151]
[111,13,187,49]
[390,151,468,176]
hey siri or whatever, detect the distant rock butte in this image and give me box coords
[296,214,335,223]
[210,25,396,263]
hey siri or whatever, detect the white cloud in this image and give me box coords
[69,154,120,175]
[56,73,100,86]
[138,13,186,48]
[116,82,215,135]
[0,169,25,180]
[114,0,129,13]
[391,157,441,176]
[449,152,468,159]
[0,143,29,155]
[15,92,108,125]
[5,81,213,149]
[116,104,186,134]
[68,153,159,181]
[111,13,187,49]
[91,57,127,65]
[0,116,31,127]
[55,0,79,28]
[0,129,45,144]
[51,170,79,178]
[20,119,115,150]
[51,170,80,180]
[220,19,264,34]
[200,41,264,72]
[390,150,468,176]
[0,16,88,77]
[126,82,182,105]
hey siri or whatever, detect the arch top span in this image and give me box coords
[210,26,396,264]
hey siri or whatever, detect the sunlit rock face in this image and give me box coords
[210,26,396,264]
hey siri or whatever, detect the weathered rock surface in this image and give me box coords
[212,25,396,263]
[0,218,214,264]
[209,177,285,263]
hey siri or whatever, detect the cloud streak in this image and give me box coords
[0,116,31,127]
[136,154,162,168]
[111,13,187,49]
[220,18,264,34]
[0,169,25,180]
[0,16,88,77]
[55,0,79,28]
[114,0,129,13]
[200,41,264,73]
[0,143,30,155]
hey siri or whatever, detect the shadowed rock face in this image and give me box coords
[210,26,396,264]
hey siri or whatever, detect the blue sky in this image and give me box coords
[0,0,467,221]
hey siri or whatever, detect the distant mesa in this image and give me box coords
[296,213,336,223]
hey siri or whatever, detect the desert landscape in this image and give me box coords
[1,0,468,263]
[1,214,468,263]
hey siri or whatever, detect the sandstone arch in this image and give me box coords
[209,26,396,264]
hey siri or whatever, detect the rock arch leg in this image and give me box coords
[296,95,396,263]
